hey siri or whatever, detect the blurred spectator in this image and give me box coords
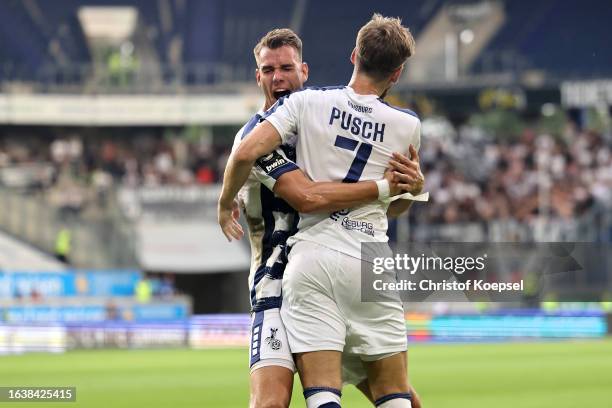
[195,165,215,184]
[135,276,152,303]
[30,287,42,302]
[105,301,120,320]
[159,274,176,298]
[54,228,72,264]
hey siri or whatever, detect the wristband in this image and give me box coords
[376,179,391,201]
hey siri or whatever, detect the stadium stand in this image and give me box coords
[474,0,612,77]
[408,118,612,242]
[0,230,66,271]
[4,0,610,89]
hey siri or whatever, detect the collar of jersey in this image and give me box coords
[345,86,380,100]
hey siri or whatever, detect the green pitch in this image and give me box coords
[1,340,611,407]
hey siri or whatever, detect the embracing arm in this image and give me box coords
[221,121,404,215]
[273,170,384,213]
[218,119,420,239]
[272,146,423,213]
[218,121,283,241]
[219,121,282,208]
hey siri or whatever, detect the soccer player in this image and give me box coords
[219,15,422,408]
[225,29,422,408]
[219,14,423,408]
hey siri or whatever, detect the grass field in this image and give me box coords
[1,340,611,407]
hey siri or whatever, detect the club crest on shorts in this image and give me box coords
[265,327,282,350]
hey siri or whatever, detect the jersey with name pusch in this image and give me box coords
[264,86,421,259]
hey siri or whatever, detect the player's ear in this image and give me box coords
[350,48,357,65]
[390,64,404,84]
[255,68,261,86]
[301,62,309,82]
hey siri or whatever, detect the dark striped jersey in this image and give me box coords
[231,111,300,312]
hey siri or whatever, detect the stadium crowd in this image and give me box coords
[0,115,610,228]
[0,130,229,188]
[418,119,611,226]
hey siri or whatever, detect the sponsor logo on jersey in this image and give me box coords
[330,209,350,221]
[341,217,375,236]
[330,209,375,236]
[265,327,282,350]
[348,100,373,114]
[265,158,287,172]
[256,150,288,174]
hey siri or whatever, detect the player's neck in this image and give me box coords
[263,100,274,112]
[348,73,388,97]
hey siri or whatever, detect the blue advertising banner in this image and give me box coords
[429,314,607,339]
[79,270,142,296]
[4,305,107,323]
[0,270,142,298]
[2,302,189,323]
[0,272,76,297]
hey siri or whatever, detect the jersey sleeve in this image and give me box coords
[262,92,304,146]
[253,147,299,190]
[413,119,422,151]
[234,118,299,191]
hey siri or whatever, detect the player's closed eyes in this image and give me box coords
[261,66,294,74]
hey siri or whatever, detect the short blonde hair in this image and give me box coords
[253,28,303,66]
[355,14,415,81]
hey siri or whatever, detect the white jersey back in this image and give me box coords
[265,86,421,259]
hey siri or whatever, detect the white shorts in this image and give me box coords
[281,241,407,359]
[249,308,296,374]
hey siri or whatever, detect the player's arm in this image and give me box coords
[273,168,396,213]
[387,145,425,218]
[221,120,282,203]
[218,121,284,240]
[251,141,411,213]
[219,92,306,240]
[220,86,304,206]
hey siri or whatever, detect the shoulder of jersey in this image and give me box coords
[287,86,420,120]
[266,86,346,112]
[302,85,346,92]
[240,112,264,139]
[375,98,420,121]
[283,85,346,98]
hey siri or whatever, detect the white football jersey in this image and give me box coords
[264,86,421,259]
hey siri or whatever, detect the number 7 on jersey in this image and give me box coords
[334,135,373,183]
